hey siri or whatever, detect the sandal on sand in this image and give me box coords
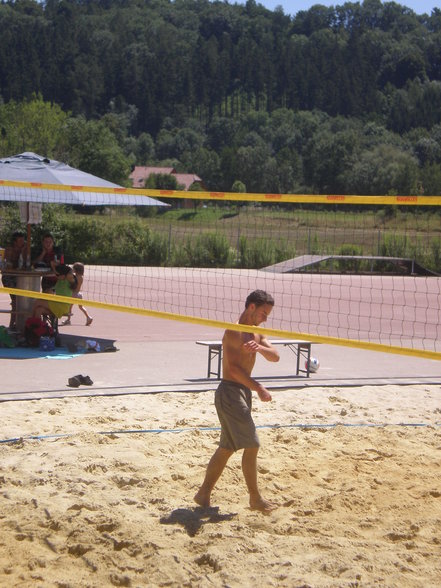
[80,375,93,386]
[86,317,93,326]
[68,375,82,388]
[68,375,93,387]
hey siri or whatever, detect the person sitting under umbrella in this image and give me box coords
[32,233,63,293]
[32,264,77,322]
[1,231,27,330]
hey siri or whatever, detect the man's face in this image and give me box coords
[15,237,25,249]
[250,303,273,326]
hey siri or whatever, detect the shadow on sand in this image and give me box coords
[160,506,237,537]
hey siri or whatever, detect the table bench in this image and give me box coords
[196,339,316,379]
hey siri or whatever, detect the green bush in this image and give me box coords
[61,216,101,263]
[95,220,168,265]
[237,236,295,269]
[429,238,441,273]
[337,244,363,272]
[0,204,22,244]
[170,242,190,266]
[183,233,233,267]
[379,233,409,258]
[28,213,169,266]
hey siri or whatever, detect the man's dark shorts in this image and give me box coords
[215,380,259,451]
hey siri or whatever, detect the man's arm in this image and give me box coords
[243,336,280,363]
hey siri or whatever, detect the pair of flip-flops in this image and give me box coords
[68,374,93,387]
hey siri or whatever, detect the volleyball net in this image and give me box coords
[1,180,441,360]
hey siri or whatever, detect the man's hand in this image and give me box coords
[243,340,260,354]
[243,337,280,363]
[256,383,272,402]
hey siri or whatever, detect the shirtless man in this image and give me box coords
[194,290,280,513]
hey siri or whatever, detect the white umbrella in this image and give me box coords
[0,152,166,207]
[0,152,167,259]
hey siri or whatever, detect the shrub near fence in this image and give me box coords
[1,204,441,272]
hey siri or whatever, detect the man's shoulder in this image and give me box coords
[224,329,241,338]
[223,329,241,344]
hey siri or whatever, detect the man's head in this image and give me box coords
[244,290,275,326]
[12,231,25,246]
[245,290,275,309]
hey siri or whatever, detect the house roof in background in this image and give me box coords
[129,166,176,187]
[173,173,203,191]
[129,167,204,191]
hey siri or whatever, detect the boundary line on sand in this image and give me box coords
[1,422,440,445]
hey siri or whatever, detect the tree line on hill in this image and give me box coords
[0,0,441,196]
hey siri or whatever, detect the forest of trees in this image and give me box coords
[1,0,441,195]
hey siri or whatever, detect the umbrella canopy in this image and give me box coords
[0,152,167,207]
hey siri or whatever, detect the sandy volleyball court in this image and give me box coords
[1,384,440,587]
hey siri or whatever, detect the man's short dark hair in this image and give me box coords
[12,231,25,242]
[245,290,274,308]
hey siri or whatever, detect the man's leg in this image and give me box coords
[242,447,277,513]
[194,446,234,508]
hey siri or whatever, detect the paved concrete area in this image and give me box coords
[1,305,440,402]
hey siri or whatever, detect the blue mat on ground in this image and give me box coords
[0,346,82,360]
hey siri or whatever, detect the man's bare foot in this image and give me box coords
[194,489,210,508]
[250,497,277,513]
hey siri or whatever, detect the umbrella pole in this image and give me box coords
[26,204,32,266]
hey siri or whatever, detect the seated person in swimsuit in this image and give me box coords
[32,264,77,321]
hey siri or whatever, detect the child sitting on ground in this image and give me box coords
[62,262,93,326]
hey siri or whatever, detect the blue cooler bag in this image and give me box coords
[39,336,55,351]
